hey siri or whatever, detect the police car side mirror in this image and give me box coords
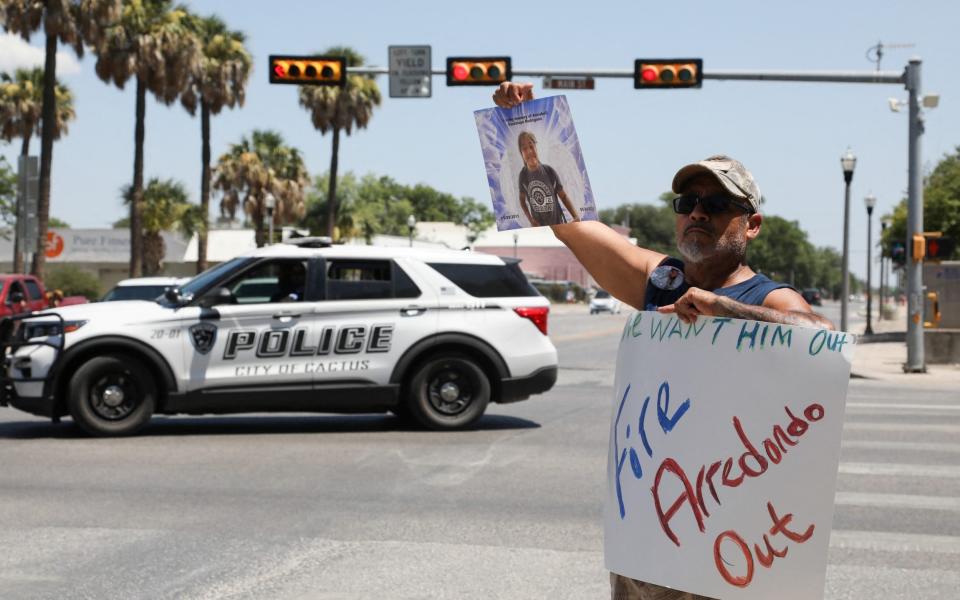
[204,286,235,307]
[163,287,181,304]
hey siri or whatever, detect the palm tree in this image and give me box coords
[0,0,119,280]
[122,177,201,275]
[92,0,201,277]
[297,46,381,239]
[213,130,308,247]
[0,67,75,272]
[181,14,250,274]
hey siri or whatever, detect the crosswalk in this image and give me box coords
[825,380,960,598]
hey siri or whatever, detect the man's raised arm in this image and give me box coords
[551,222,665,310]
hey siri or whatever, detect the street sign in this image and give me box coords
[17,156,38,253]
[389,45,431,98]
[543,76,595,90]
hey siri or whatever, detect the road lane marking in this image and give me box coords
[844,423,960,434]
[842,440,960,453]
[829,529,960,554]
[838,462,960,478]
[834,492,960,511]
[847,402,960,410]
[551,326,625,343]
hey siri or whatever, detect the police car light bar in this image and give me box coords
[284,237,333,248]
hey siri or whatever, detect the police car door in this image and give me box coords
[311,257,437,391]
[182,258,319,393]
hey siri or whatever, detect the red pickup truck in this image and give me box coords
[0,274,87,317]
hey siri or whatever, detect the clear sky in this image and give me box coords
[2,0,958,281]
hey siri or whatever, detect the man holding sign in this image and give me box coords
[493,82,837,599]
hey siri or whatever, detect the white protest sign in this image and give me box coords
[605,312,854,600]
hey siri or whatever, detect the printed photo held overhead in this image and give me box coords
[474,95,597,230]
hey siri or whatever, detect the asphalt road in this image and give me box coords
[0,309,956,599]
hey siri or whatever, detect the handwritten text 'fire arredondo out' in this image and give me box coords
[614,313,848,589]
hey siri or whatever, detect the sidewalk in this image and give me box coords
[549,302,960,385]
[851,303,959,384]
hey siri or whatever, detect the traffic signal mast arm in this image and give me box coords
[345,65,906,85]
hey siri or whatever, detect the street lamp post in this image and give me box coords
[880,217,891,320]
[407,214,417,247]
[864,194,877,335]
[264,192,277,246]
[840,149,857,332]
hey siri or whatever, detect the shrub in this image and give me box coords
[45,266,101,299]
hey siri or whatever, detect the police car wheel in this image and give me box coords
[67,354,156,437]
[407,354,490,430]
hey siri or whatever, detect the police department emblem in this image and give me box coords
[189,322,218,354]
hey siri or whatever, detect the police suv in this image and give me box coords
[0,239,558,436]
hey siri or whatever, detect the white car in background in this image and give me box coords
[589,289,621,315]
[2,239,558,436]
[101,277,190,302]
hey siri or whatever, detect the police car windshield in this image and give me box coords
[177,257,253,300]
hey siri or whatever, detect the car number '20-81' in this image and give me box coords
[223,324,394,360]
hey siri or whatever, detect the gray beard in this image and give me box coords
[678,232,747,266]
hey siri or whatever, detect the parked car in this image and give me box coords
[101,277,189,302]
[0,274,86,317]
[1,240,558,436]
[801,288,822,306]
[589,289,621,314]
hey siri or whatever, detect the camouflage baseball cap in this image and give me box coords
[671,155,761,213]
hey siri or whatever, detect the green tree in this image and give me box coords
[0,67,75,271]
[93,0,201,277]
[598,193,676,256]
[298,46,381,239]
[458,197,495,245]
[0,67,74,156]
[811,246,843,299]
[48,216,69,228]
[0,0,119,279]
[881,147,960,262]
[213,130,308,247]
[0,156,15,234]
[122,177,200,275]
[181,14,251,273]
[303,171,493,245]
[746,215,816,287]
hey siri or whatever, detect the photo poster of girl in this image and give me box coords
[474,95,597,230]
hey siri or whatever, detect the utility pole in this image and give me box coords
[904,59,925,371]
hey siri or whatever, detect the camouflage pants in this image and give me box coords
[610,573,715,600]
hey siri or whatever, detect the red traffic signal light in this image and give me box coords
[925,233,956,261]
[269,55,345,86]
[634,59,703,89]
[446,56,511,86]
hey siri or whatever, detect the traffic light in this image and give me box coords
[890,241,906,265]
[634,59,703,89]
[912,234,926,262]
[924,233,956,261]
[269,55,345,86]
[446,57,511,86]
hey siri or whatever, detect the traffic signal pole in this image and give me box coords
[904,59,925,372]
[351,61,925,370]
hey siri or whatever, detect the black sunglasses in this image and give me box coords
[672,193,753,215]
